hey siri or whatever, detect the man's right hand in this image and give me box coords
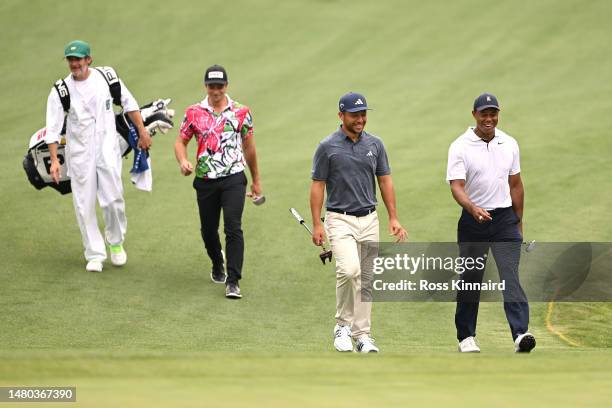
[470,205,492,223]
[180,160,193,176]
[312,224,326,246]
[50,159,60,184]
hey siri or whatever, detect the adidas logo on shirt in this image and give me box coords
[366,151,373,157]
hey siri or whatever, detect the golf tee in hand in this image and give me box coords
[471,206,492,223]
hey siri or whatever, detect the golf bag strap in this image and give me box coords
[94,66,122,107]
[53,79,70,113]
[52,66,121,113]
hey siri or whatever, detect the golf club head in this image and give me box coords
[524,240,536,253]
[319,249,333,264]
[252,195,266,206]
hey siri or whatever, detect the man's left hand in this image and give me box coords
[247,178,262,198]
[138,128,153,151]
[389,218,408,242]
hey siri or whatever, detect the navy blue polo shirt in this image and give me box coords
[311,127,390,212]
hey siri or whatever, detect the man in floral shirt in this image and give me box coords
[174,65,262,299]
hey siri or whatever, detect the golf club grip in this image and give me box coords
[289,208,304,224]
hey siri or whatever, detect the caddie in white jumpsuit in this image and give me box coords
[45,40,152,272]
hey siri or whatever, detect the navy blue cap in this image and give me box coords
[339,92,370,113]
[473,93,500,112]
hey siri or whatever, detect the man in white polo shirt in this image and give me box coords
[446,93,535,353]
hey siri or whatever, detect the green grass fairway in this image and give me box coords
[1,0,611,406]
[2,351,612,407]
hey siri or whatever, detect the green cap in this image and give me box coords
[64,40,91,58]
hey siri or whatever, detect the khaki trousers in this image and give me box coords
[325,211,379,338]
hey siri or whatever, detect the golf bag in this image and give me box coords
[23,98,175,195]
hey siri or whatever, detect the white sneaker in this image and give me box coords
[355,336,379,353]
[86,260,103,273]
[333,324,353,352]
[515,332,536,353]
[458,336,481,353]
[110,244,127,266]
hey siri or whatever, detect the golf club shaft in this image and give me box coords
[300,221,313,235]
[290,207,329,250]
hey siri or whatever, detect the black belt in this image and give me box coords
[327,207,376,217]
[485,207,512,214]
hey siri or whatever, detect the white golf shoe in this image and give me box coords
[515,332,536,353]
[110,244,127,267]
[86,260,103,273]
[458,336,481,353]
[355,336,379,353]
[333,324,353,352]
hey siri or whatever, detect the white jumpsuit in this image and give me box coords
[45,68,139,262]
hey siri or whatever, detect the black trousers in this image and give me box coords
[193,172,247,284]
[455,207,529,341]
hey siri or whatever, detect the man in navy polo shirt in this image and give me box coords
[310,92,408,353]
[446,93,536,353]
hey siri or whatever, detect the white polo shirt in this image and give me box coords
[446,127,520,210]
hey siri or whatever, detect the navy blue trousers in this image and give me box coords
[455,207,529,341]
